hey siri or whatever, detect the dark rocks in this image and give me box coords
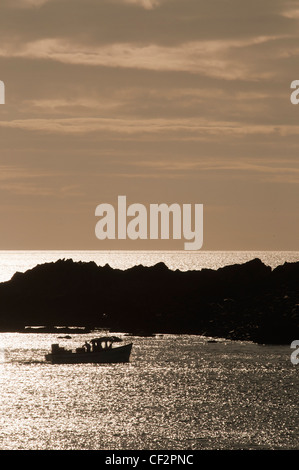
[0,257,298,344]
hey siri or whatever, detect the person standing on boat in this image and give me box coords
[84,341,91,353]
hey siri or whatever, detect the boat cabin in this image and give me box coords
[49,336,123,356]
[84,336,122,353]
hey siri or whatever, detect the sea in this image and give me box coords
[0,250,298,451]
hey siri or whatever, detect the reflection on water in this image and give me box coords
[0,333,298,450]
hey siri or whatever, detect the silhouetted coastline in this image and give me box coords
[0,258,298,344]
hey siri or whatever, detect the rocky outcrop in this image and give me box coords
[0,257,298,344]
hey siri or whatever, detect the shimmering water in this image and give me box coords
[0,333,297,450]
[0,251,298,450]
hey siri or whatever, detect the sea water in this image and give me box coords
[0,333,297,450]
[0,251,298,450]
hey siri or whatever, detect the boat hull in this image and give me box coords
[45,343,133,364]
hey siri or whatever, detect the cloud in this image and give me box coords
[0,0,297,48]
[8,0,162,8]
[3,0,50,7]
[139,157,299,172]
[120,0,161,9]
[281,7,299,19]
[0,0,298,251]
[0,165,50,181]
[114,158,299,185]
[1,115,299,139]
[0,165,85,197]
[0,36,282,81]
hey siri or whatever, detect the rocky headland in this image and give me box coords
[0,258,298,344]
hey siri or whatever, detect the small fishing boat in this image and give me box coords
[45,336,132,364]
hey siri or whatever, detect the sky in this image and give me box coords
[0,0,298,250]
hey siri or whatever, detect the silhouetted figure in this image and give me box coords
[84,341,91,353]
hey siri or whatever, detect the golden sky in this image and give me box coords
[0,0,298,250]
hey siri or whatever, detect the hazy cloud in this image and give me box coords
[0,0,298,249]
